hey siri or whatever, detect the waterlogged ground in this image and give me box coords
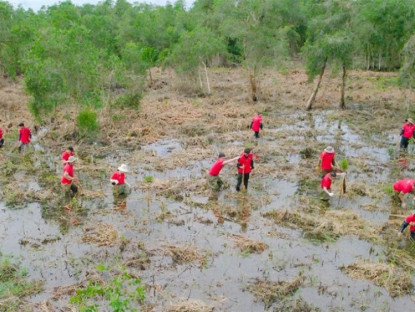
[1,69,415,311]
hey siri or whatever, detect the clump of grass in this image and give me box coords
[166,298,214,312]
[338,158,349,171]
[228,233,268,254]
[143,175,154,183]
[275,297,320,312]
[0,254,43,306]
[341,260,412,297]
[299,147,314,159]
[246,276,305,309]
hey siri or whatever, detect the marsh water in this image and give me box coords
[1,109,414,311]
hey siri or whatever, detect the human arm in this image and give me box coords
[323,187,334,197]
[260,123,263,130]
[223,156,239,165]
[64,172,77,182]
[250,122,253,129]
[400,128,404,136]
[398,220,410,237]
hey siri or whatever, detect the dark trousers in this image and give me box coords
[236,172,250,191]
[254,131,259,138]
[400,136,410,149]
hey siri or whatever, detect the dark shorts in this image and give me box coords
[400,136,410,149]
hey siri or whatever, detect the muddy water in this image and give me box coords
[1,111,414,311]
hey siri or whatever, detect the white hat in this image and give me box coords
[118,164,129,173]
[324,146,334,153]
[66,156,77,163]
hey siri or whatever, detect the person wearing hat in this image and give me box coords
[318,146,337,176]
[398,211,415,240]
[62,146,75,164]
[393,178,415,209]
[400,118,415,151]
[17,122,31,153]
[208,152,239,192]
[110,164,131,196]
[236,148,254,192]
[321,171,346,197]
[61,156,78,196]
[250,113,263,138]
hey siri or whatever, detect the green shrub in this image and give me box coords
[77,110,99,137]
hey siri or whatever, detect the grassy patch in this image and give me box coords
[0,253,43,309]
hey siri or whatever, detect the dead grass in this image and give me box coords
[160,244,201,265]
[247,275,305,309]
[341,260,412,297]
[264,209,379,241]
[228,233,268,254]
[165,298,214,312]
[81,223,118,246]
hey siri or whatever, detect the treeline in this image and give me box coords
[1,0,415,120]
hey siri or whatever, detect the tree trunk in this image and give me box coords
[202,61,211,94]
[340,64,346,109]
[249,73,258,102]
[306,58,327,111]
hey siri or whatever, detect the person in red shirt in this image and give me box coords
[110,164,131,195]
[400,118,415,151]
[321,171,346,197]
[318,146,337,176]
[250,113,263,138]
[393,178,415,209]
[0,127,4,148]
[18,122,31,153]
[236,148,254,192]
[61,146,75,164]
[208,152,238,191]
[398,211,415,240]
[61,156,78,196]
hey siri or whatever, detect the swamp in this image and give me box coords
[1,67,415,311]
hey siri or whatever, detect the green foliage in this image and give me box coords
[69,265,146,312]
[77,109,99,137]
[143,175,154,183]
[0,253,43,304]
[339,158,349,171]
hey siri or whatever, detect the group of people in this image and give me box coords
[5,115,415,240]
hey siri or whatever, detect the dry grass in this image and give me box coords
[159,244,201,265]
[81,223,118,246]
[247,275,305,309]
[264,209,379,241]
[342,260,412,297]
[228,233,268,253]
[165,298,214,312]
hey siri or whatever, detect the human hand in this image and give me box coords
[398,232,403,238]
[328,192,334,197]
[402,202,407,210]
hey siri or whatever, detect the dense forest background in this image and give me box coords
[1,0,415,121]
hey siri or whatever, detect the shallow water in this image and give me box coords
[1,112,414,311]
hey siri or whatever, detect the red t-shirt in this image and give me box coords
[402,123,415,139]
[62,151,74,162]
[209,158,224,176]
[405,214,415,232]
[320,152,335,170]
[19,127,31,144]
[111,171,125,185]
[61,163,74,184]
[321,173,332,190]
[393,179,415,194]
[251,115,262,132]
[0,128,3,139]
[237,153,253,174]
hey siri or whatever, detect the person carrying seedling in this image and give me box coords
[321,171,346,197]
[398,211,415,240]
[18,122,31,153]
[208,152,239,192]
[393,178,415,209]
[400,118,415,151]
[61,146,75,164]
[61,156,78,196]
[250,113,263,138]
[236,148,254,192]
[318,146,337,176]
[110,164,131,196]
